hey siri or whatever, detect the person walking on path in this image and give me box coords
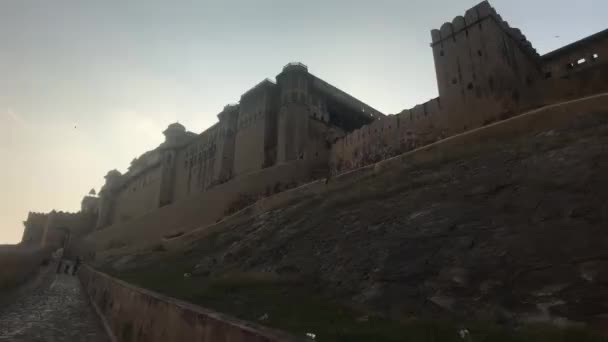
[72,257,82,276]
[56,259,63,274]
[53,248,64,274]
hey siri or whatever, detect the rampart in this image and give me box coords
[330,1,608,174]
[91,62,379,232]
[22,209,97,249]
[330,97,445,173]
[84,159,321,252]
[171,93,608,252]
[79,265,299,342]
[22,1,608,257]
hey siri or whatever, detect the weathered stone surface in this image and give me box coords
[103,111,608,331]
[79,266,301,342]
[0,268,108,342]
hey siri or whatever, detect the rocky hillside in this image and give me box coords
[97,106,608,340]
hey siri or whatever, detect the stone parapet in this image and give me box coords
[79,265,301,342]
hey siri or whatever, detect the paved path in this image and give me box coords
[0,266,109,342]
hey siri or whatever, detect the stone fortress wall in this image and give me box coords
[22,1,608,251]
[93,62,381,232]
[329,1,608,174]
[21,194,99,250]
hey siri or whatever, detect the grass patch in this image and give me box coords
[110,265,607,342]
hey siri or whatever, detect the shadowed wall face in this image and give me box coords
[234,81,279,177]
[111,166,162,224]
[431,2,543,134]
[329,2,608,175]
[7,1,608,245]
[4,0,608,245]
[90,62,382,229]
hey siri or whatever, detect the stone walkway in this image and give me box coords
[0,267,109,342]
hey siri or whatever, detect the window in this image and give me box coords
[439,50,444,56]
[452,78,458,85]
[477,50,483,57]
[544,71,552,79]
[467,82,473,90]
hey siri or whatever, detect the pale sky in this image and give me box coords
[0,0,605,244]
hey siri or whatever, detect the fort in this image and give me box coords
[21,1,608,252]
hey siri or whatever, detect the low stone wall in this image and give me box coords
[0,245,51,292]
[79,265,300,342]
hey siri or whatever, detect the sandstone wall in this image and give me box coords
[277,65,312,163]
[233,80,279,177]
[79,266,298,342]
[111,165,162,224]
[539,63,608,106]
[171,93,608,255]
[540,30,608,104]
[174,125,220,201]
[330,2,608,175]
[162,92,606,254]
[542,29,608,79]
[431,1,542,134]
[85,159,317,253]
[0,245,50,292]
[330,97,445,174]
[21,212,48,246]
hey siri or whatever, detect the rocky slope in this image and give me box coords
[98,109,608,337]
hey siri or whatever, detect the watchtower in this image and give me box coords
[430,1,542,133]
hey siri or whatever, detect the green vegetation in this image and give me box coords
[110,261,607,342]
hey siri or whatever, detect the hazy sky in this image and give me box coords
[0,0,605,244]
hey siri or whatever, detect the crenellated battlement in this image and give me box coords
[431,1,539,60]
